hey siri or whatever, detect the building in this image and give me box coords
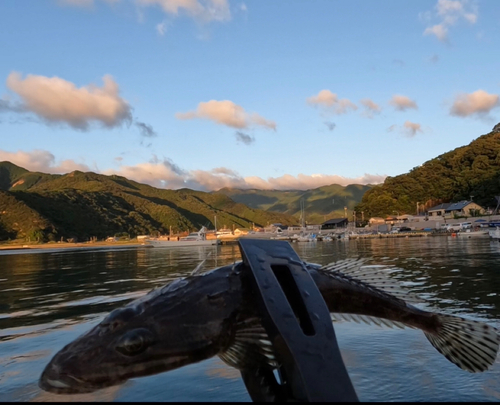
[445,200,484,218]
[427,203,451,217]
[322,218,348,229]
[368,217,386,226]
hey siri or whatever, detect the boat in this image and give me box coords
[458,229,490,238]
[296,233,317,242]
[144,227,219,247]
[489,226,500,240]
[216,229,233,238]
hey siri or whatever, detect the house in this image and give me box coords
[234,228,250,236]
[427,203,451,217]
[322,218,348,229]
[445,200,484,218]
[368,217,385,226]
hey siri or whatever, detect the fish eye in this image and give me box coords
[116,328,155,356]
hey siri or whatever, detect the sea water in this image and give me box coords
[1,237,500,401]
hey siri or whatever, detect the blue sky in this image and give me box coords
[1,0,499,191]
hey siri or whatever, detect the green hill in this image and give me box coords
[0,163,297,242]
[355,124,500,218]
[215,184,372,224]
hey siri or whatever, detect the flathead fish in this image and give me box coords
[39,258,500,394]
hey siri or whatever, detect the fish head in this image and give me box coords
[39,265,242,394]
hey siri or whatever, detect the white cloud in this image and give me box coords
[422,0,478,43]
[5,72,132,130]
[450,89,499,117]
[137,0,231,22]
[307,90,357,115]
[388,121,424,138]
[424,24,449,42]
[176,100,276,130]
[0,150,91,174]
[389,94,418,111]
[403,121,423,137]
[360,98,382,118]
[156,20,169,35]
[0,149,386,191]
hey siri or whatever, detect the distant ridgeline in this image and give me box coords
[214,184,373,225]
[355,123,500,218]
[0,162,296,242]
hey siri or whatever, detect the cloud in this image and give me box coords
[0,149,91,174]
[137,0,231,22]
[360,98,382,118]
[135,121,158,137]
[176,100,276,130]
[156,20,169,35]
[324,121,336,131]
[422,0,478,43]
[450,89,499,117]
[0,148,386,192]
[235,131,255,145]
[388,121,423,138]
[307,90,357,115]
[424,24,449,42]
[393,59,405,67]
[5,72,132,130]
[389,94,418,111]
[403,121,423,137]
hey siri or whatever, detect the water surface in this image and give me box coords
[1,237,500,401]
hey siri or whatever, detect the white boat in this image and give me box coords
[296,233,317,242]
[458,229,490,238]
[489,226,500,240]
[216,229,233,238]
[144,227,219,247]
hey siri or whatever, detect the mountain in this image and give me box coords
[355,124,500,218]
[215,184,373,224]
[0,162,297,242]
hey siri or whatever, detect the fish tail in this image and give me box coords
[424,314,500,373]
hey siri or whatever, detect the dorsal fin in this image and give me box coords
[320,258,424,304]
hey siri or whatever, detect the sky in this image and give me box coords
[1,0,499,192]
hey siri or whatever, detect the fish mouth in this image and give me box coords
[39,354,192,394]
[39,372,102,394]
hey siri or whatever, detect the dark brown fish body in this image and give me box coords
[39,259,499,395]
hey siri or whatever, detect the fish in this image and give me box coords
[39,257,500,395]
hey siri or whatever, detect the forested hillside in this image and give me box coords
[355,124,500,218]
[0,163,296,242]
[215,184,372,224]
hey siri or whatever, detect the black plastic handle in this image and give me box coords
[238,238,358,402]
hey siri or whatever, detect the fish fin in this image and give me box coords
[218,318,278,370]
[330,313,411,330]
[321,258,423,304]
[424,315,500,373]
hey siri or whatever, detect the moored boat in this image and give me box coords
[458,229,490,238]
[144,227,219,247]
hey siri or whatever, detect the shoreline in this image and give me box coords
[0,240,149,252]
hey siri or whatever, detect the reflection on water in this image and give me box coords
[1,237,500,401]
